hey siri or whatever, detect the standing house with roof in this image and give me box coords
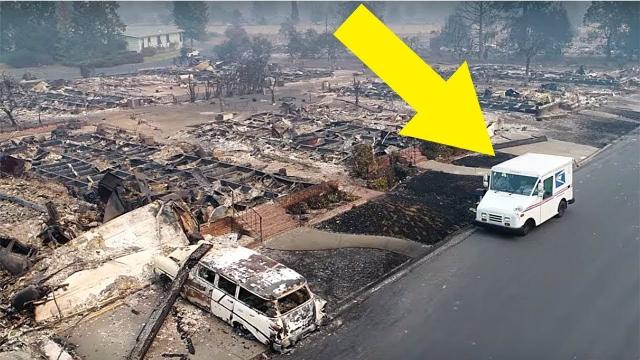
[123,25,184,53]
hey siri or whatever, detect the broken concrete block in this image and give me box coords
[42,339,73,360]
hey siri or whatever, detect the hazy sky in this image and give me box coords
[117,1,590,27]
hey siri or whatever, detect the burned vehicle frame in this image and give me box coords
[153,245,326,352]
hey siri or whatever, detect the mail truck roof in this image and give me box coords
[491,153,573,177]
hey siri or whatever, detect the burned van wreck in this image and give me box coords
[153,245,326,352]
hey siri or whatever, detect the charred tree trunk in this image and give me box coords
[1,108,17,127]
[525,55,532,79]
[127,243,212,360]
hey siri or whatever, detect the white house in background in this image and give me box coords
[123,25,184,53]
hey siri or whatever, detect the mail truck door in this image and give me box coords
[540,175,556,222]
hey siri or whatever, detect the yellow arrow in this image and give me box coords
[334,4,494,156]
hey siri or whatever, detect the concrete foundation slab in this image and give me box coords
[499,138,598,162]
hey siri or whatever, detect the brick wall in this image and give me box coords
[200,216,235,236]
[367,145,424,175]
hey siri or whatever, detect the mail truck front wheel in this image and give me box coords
[555,200,567,218]
[518,219,535,236]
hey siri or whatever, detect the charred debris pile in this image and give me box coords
[329,64,639,118]
[183,111,418,166]
[8,64,334,129]
[0,126,318,357]
[0,127,314,227]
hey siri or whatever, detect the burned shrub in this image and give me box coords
[287,201,310,215]
[363,152,414,191]
[420,141,467,160]
[285,185,356,215]
[367,177,389,191]
[350,143,375,179]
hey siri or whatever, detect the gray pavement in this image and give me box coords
[286,133,640,360]
[265,228,430,257]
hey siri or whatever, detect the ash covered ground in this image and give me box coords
[317,171,483,245]
[509,110,640,148]
[452,151,517,168]
[261,248,409,306]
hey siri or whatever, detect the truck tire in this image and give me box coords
[556,200,567,218]
[518,219,534,236]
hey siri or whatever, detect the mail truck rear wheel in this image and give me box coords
[556,200,567,218]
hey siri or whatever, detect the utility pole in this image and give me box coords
[353,73,361,106]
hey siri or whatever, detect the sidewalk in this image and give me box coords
[265,227,429,258]
[415,159,489,176]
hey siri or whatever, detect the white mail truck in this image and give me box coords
[476,153,574,235]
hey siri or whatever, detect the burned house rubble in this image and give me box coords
[12,75,176,119]
[469,64,624,86]
[184,111,418,167]
[0,24,638,357]
[0,129,314,227]
[135,63,334,99]
[329,71,624,117]
[7,63,335,130]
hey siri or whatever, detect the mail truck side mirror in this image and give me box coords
[482,174,489,188]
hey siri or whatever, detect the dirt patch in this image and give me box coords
[317,171,482,245]
[261,248,408,307]
[599,107,640,122]
[452,151,516,168]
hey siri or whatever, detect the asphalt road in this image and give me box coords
[288,134,640,360]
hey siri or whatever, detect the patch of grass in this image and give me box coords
[143,50,181,63]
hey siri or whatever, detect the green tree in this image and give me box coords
[215,24,251,62]
[231,9,245,27]
[456,2,500,60]
[335,2,385,25]
[173,1,209,47]
[300,29,324,58]
[432,14,472,60]
[306,2,329,24]
[0,2,58,61]
[623,3,639,58]
[56,2,126,65]
[503,2,572,76]
[214,26,273,95]
[584,2,639,58]
[279,20,303,60]
[290,1,300,24]
[251,1,269,25]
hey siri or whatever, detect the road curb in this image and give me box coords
[576,142,613,167]
[329,225,477,319]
